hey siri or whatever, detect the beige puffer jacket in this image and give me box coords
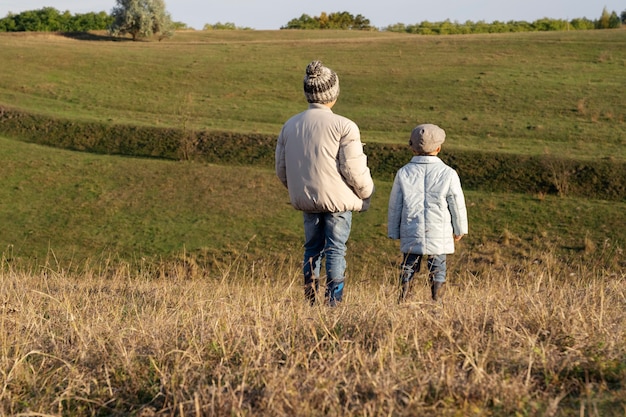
[275,103,374,213]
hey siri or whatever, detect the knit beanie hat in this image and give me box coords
[409,124,446,153]
[303,61,340,104]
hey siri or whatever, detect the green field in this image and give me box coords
[0,29,625,416]
[2,134,625,272]
[0,29,624,267]
[0,29,624,159]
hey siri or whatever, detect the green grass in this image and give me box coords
[1,29,625,267]
[2,135,625,272]
[0,30,624,160]
[0,135,300,263]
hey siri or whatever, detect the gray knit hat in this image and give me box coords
[409,124,446,153]
[303,60,340,104]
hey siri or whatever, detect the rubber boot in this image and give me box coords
[431,281,445,301]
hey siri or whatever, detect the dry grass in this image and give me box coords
[1,250,624,416]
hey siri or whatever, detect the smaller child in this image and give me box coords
[387,124,468,302]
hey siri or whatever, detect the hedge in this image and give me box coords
[1,105,625,201]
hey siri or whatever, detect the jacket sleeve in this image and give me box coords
[446,171,468,236]
[337,122,374,200]
[275,128,288,188]
[387,173,403,239]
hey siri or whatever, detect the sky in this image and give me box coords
[1,1,623,30]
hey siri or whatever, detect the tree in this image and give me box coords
[608,11,621,28]
[351,14,372,30]
[282,14,319,29]
[569,18,594,30]
[281,11,374,30]
[596,7,611,29]
[203,22,247,30]
[172,21,190,30]
[326,12,373,30]
[0,8,112,32]
[69,11,113,31]
[2,7,70,31]
[110,0,173,40]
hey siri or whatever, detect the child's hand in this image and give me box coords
[454,234,464,242]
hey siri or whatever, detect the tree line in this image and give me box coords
[0,5,623,35]
[0,1,177,41]
[282,12,374,30]
[0,7,112,32]
[283,8,623,32]
[383,8,623,34]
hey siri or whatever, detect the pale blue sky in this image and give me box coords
[1,0,623,30]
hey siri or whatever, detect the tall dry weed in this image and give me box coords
[0,249,624,416]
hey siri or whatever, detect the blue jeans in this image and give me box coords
[303,211,352,306]
[400,253,447,284]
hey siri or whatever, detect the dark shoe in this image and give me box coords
[304,281,318,306]
[327,298,342,307]
[398,281,412,303]
[325,282,344,307]
[431,281,445,301]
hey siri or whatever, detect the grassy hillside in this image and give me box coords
[1,29,624,266]
[0,29,625,417]
[2,135,625,273]
[0,30,624,160]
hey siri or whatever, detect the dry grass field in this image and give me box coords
[1,245,624,416]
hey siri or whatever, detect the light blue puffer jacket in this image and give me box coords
[387,156,468,254]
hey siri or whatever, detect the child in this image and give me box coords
[276,61,374,306]
[387,123,468,302]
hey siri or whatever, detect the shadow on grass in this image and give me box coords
[60,32,131,42]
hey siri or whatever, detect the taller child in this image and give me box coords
[275,61,374,306]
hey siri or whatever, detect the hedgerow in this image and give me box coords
[1,105,625,200]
